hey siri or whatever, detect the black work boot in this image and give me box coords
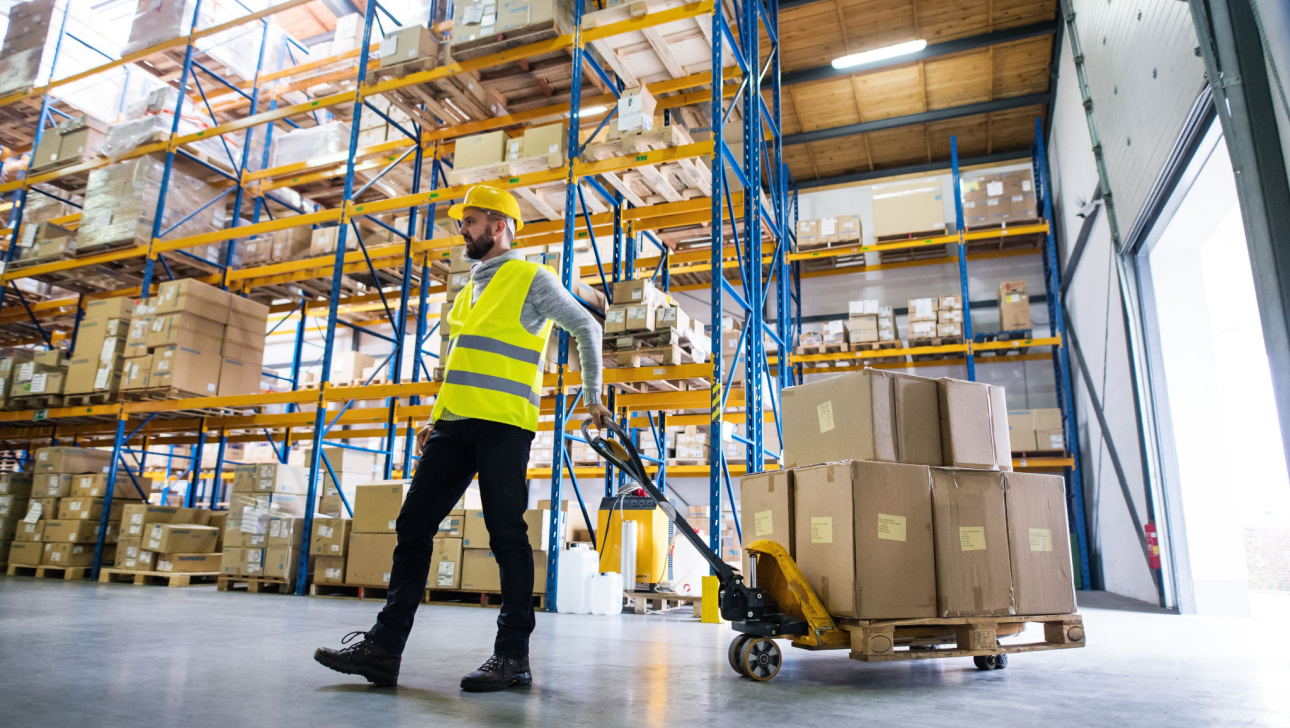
[460,654,532,692]
[314,631,401,688]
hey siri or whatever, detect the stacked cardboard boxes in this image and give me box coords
[117,504,213,572]
[872,178,947,238]
[0,348,35,408]
[241,227,313,267]
[0,472,33,567]
[8,348,67,404]
[298,447,378,516]
[345,481,409,586]
[20,447,134,568]
[450,0,574,50]
[65,298,134,400]
[29,114,108,173]
[1007,408,1065,453]
[846,300,896,345]
[772,367,1073,619]
[0,0,56,96]
[998,280,1031,332]
[124,279,268,397]
[220,463,311,579]
[795,215,862,249]
[936,294,964,338]
[460,505,564,594]
[311,517,353,585]
[962,169,1037,228]
[907,297,939,341]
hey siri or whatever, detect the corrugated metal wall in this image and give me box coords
[1071,0,1207,234]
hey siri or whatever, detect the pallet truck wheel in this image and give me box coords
[974,654,1008,670]
[728,635,752,676]
[739,637,782,682]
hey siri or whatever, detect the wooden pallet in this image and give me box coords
[794,342,848,356]
[310,582,391,600]
[850,340,903,353]
[974,329,1035,356]
[62,391,118,408]
[74,237,142,258]
[7,394,65,411]
[6,563,91,580]
[120,386,209,402]
[447,152,565,186]
[98,568,220,587]
[8,251,76,271]
[371,58,495,130]
[218,575,294,594]
[425,588,546,610]
[907,335,966,360]
[626,590,699,614]
[579,124,711,211]
[874,228,949,244]
[837,613,1085,662]
[612,343,698,368]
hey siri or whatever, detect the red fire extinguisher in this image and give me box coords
[1145,522,1161,570]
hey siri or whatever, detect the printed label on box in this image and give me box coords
[816,400,834,433]
[320,526,333,538]
[23,502,41,524]
[1028,528,1053,552]
[810,516,832,544]
[959,526,987,551]
[877,513,906,542]
[388,519,397,530]
[754,510,773,537]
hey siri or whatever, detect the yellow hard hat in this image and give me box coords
[448,185,524,232]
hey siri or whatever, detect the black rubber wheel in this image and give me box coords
[728,635,751,677]
[974,654,1008,670]
[739,637,783,682]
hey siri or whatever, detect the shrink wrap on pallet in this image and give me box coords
[78,154,226,250]
[121,0,282,82]
[271,122,352,168]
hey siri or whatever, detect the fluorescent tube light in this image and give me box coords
[831,39,927,70]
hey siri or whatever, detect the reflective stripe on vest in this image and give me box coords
[431,259,554,431]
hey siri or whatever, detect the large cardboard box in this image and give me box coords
[155,279,231,323]
[430,536,464,589]
[1003,472,1076,615]
[71,473,150,500]
[782,369,941,469]
[247,463,310,495]
[146,523,220,553]
[998,280,1031,332]
[937,378,1009,470]
[524,508,565,551]
[0,473,33,496]
[150,342,222,395]
[793,461,936,619]
[462,509,489,548]
[346,532,397,585]
[263,545,303,582]
[330,351,376,386]
[454,130,507,170]
[930,468,1014,617]
[0,495,31,518]
[380,23,437,66]
[220,546,245,576]
[145,312,224,350]
[33,473,72,497]
[314,555,346,585]
[43,542,96,567]
[44,519,110,543]
[872,178,946,237]
[84,297,134,322]
[57,497,127,521]
[740,469,793,576]
[9,540,43,565]
[35,446,112,474]
[121,504,210,539]
[461,547,501,591]
[310,518,352,556]
[0,516,20,540]
[15,519,44,542]
[156,552,221,573]
[352,482,410,533]
[267,516,305,547]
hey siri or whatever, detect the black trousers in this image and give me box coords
[369,417,536,657]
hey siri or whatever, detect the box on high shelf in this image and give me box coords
[997,280,1031,332]
[872,178,947,238]
[379,24,438,68]
[1007,408,1064,452]
[961,169,1037,228]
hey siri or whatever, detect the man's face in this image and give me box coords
[459,208,499,260]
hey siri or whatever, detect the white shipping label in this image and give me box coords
[159,560,173,572]
[17,362,33,382]
[819,218,837,235]
[206,383,215,392]
[130,512,143,524]
[23,501,42,523]
[148,538,161,549]
[151,318,165,332]
[379,40,397,58]
[607,309,625,323]
[93,368,109,390]
[463,3,484,23]
[31,373,47,393]
[319,525,333,539]
[548,143,559,154]
[68,500,81,511]
[1022,180,1032,192]
[326,567,342,579]
[38,450,47,461]
[986,181,1004,196]
[388,519,397,530]
[51,551,61,562]
[157,360,170,371]
[330,544,340,552]
[382,571,391,584]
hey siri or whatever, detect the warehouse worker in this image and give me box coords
[314,185,610,691]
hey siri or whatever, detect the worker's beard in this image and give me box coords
[463,224,495,260]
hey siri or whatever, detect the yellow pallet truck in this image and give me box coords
[582,419,1086,682]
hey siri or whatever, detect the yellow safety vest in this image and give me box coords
[432,259,554,431]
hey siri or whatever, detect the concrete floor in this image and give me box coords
[1,579,1286,728]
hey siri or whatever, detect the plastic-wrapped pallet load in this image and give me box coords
[121,0,281,82]
[0,0,57,96]
[271,122,352,169]
[77,155,226,252]
[99,86,232,162]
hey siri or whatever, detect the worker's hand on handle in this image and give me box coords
[415,420,434,455]
[586,404,612,432]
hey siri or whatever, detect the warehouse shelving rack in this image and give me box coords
[0,0,802,600]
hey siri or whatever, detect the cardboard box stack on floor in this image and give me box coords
[1006,408,1065,453]
[772,368,1076,619]
[0,472,34,567]
[124,279,268,397]
[20,447,144,569]
[65,298,134,400]
[459,503,565,594]
[117,503,210,572]
[998,280,1031,332]
[220,463,311,579]
[311,517,353,585]
[345,481,410,586]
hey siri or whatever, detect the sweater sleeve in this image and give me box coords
[528,268,604,406]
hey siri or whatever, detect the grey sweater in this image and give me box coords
[438,250,603,420]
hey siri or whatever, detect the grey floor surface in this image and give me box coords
[0,577,1286,727]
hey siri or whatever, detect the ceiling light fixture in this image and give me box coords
[831,39,927,70]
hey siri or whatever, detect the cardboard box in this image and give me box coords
[227,296,270,335]
[797,219,820,246]
[57,497,127,521]
[612,279,654,304]
[937,378,1009,470]
[248,463,310,495]
[9,540,43,565]
[997,280,1031,332]
[782,369,941,468]
[907,297,939,322]
[121,355,152,390]
[872,178,946,237]
[449,245,473,273]
[455,130,507,169]
[524,509,564,551]
[154,552,221,573]
[0,516,20,540]
[330,351,376,386]
[616,85,657,132]
[220,546,245,576]
[243,547,265,577]
[311,518,352,556]
[44,519,109,543]
[438,513,464,537]
[15,519,44,542]
[310,226,342,256]
[520,122,566,161]
[792,461,936,619]
[0,494,30,518]
[930,468,1014,617]
[1003,471,1076,615]
[263,545,302,581]
[71,473,150,500]
[462,509,489,548]
[461,547,501,591]
[740,469,793,575]
[1033,408,1063,431]
[352,482,410,533]
[315,555,346,584]
[380,24,437,66]
[836,214,862,241]
[84,297,135,322]
[155,279,230,323]
[33,473,72,497]
[1007,414,1038,452]
[604,305,629,334]
[150,343,222,395]
[121,504,210,539]
[43,542,96,567]
[35,446,113,475]
[624,303,657,332]
[430,536,463,589]
[0,473,33,496]
[144,313,223,351]
[124,318,151,358]
[268,516,305,547]
[345,532,397,585]
[146,523,220,553]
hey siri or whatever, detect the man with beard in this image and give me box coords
[315,185,611,691]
